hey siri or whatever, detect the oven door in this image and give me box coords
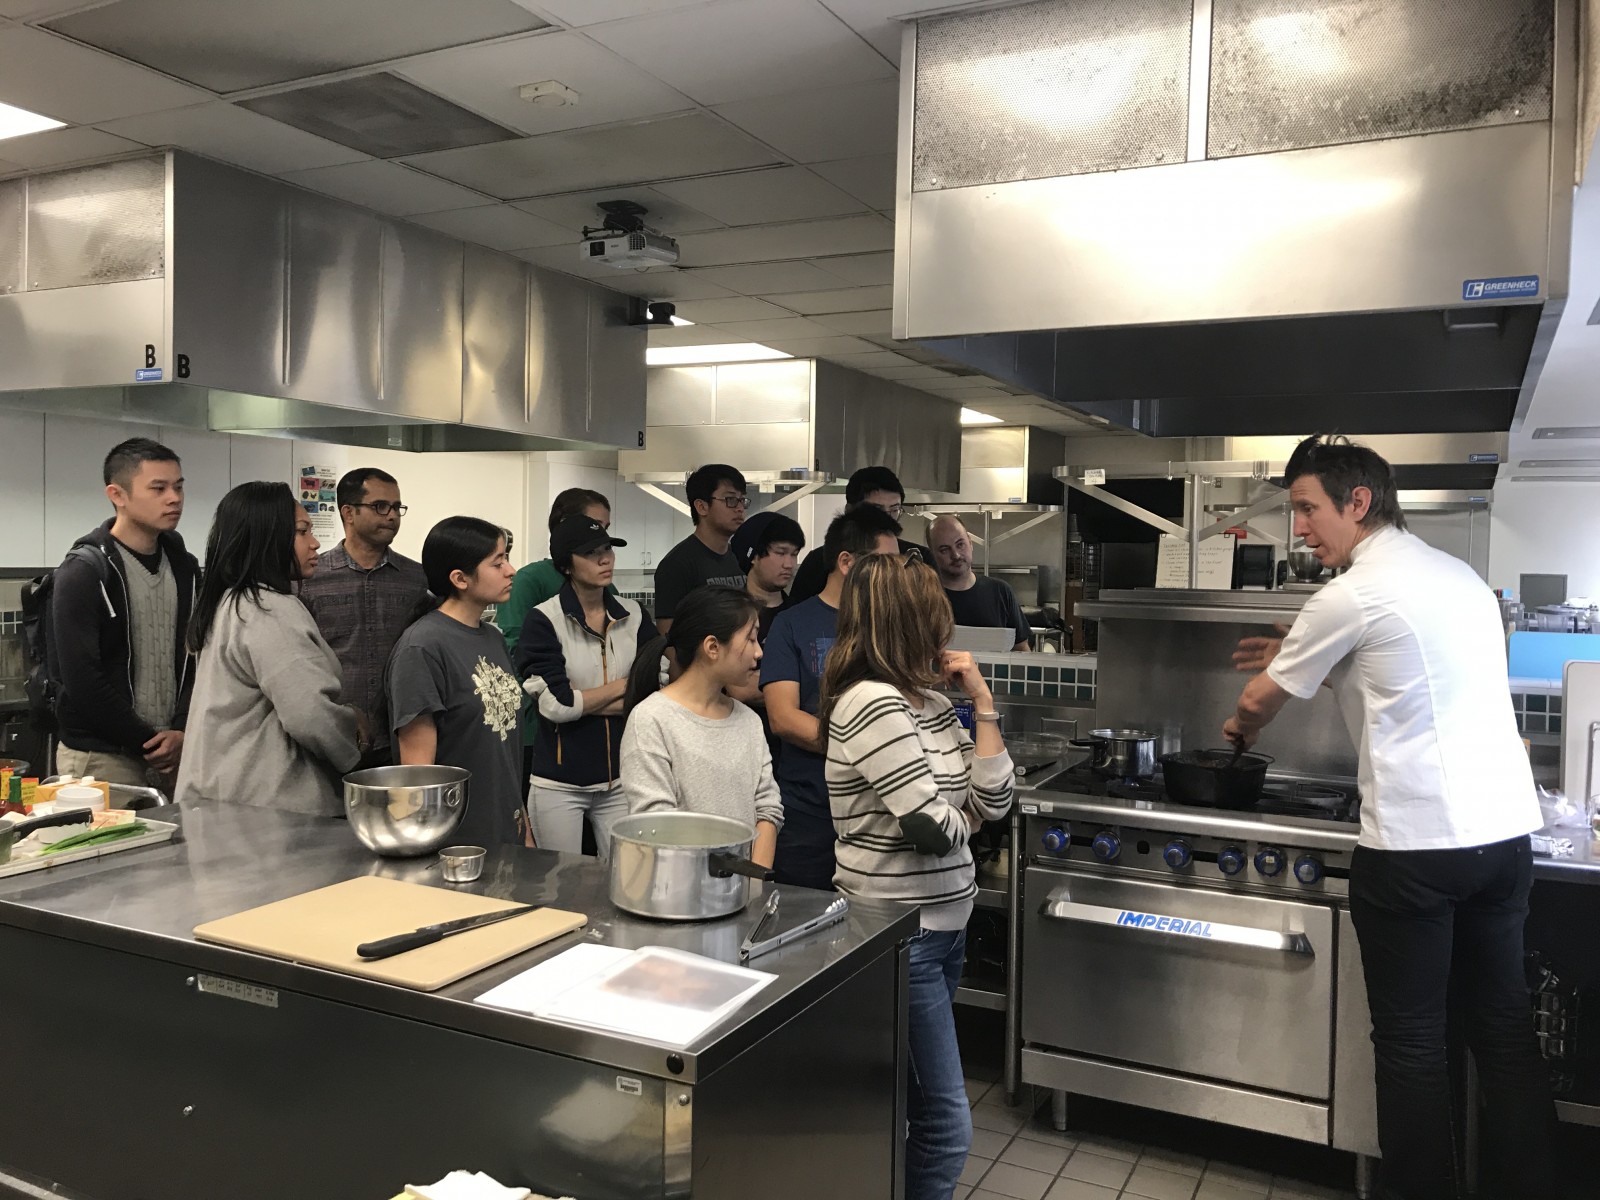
[1022,867,1335,1100]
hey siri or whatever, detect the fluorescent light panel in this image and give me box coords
[646,343,791,366]
[668,314,694,326]
[960,407,1004,425]
[0,101,65,142]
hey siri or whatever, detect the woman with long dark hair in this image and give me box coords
[515,514,654,861]
[387,516,525,847]
[620,586,781,866]
[818,553,1014,1200]
[176,482,362,813]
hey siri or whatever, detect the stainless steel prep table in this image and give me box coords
[0,802,918,1200]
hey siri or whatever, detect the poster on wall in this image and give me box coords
[298,464,341,544]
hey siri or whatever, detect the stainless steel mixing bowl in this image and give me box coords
[344,765,469,858]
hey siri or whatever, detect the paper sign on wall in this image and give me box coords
[1155,533,1235,589]
[298,464,340,543]
[1083,468,1107,485]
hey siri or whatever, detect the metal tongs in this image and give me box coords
[739,892,850,963]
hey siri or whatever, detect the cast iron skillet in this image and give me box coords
[1160,749,1275,809]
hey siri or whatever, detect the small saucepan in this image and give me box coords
[1070,729,1159,779]
[0,809,97,865]
[1160,749,1275,809]
[609,812,776,922]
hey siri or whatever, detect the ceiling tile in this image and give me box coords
[0,26,211,125]
[655,165,866,226]
[760,334,879,356]
[673,214,893,267]
[765,285,892,314]
[514,185,722,234]
[810,250,894,285]
[646,324,745,347]
[825,350,907,368]
[713,78,898,162]
[517,258,735,300]
[99,102,370,173]
[668,295,790,322]
[239,73,520,159]
[0,158,26,176]
[586,0,893,106]
[44,0,550,93]
[0,1,100,16]
[0,126,145,170]
[281,160,493,216]
[519,0,715,24]
[412,203,577,251]
[816,0,909,64]
[813,309,892,336]
[812,153,895,210]
[402,111,782,200]
[709,316,839,341]
[393,31,695,138]
[859,364,955,381]
[684,260,861,294]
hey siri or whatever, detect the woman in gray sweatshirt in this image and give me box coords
[176,482,362,814]
[620,586,782,866]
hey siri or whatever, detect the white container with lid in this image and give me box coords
[53,785,105,814]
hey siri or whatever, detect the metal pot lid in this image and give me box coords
[1089,728,1157,740]
[609,811,756,848]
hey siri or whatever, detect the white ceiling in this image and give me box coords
[0,0,1110,436]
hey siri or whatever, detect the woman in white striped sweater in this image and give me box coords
[818,553,1014,1200]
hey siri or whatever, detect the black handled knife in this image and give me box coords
[356,903,543,961]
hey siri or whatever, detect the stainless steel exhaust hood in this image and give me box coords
[893,0,1577,439]
[0,152,644,452]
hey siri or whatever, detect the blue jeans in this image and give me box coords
[906,927,972,1200]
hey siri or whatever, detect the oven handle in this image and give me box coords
[1040,891,1314,956]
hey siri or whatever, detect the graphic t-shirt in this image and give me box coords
[758,596,840,817]
[652,534,747,619]
[388,610,524,846]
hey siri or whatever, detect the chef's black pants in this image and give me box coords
[1350,836,1556,1200]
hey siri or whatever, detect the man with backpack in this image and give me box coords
[46,438,200,790]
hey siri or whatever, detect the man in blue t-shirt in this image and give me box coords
[760,504,903,889]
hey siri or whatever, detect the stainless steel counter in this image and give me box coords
[0,802,917,1200]
[1534,827,1600,884]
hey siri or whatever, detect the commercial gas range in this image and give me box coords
[1015,760,1380,1194]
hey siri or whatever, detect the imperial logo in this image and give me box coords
[1116,910,1214,937]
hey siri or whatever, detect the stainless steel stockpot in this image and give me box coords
[1069,729,1159,778]
[609,811,774,921]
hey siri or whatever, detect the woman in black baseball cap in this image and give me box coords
[514,514,653,860]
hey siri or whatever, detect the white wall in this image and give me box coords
[1489,482,1600,600]
[0,414,529,570]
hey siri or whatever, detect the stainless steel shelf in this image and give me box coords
[954,985,1007,1012]
[1555,1096,1600,1127]
[1077,587,1308,625]
[974,888,1006,910]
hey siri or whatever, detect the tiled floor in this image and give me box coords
[954,1078,1356,1200]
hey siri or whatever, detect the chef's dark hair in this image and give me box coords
[685,463,746,526]
[822,504,902,577]
[846,466,904,505]
[625,586,760,712]
[188,481,299,653]
[408,516,507,623]
[547,487,609,532]
[103,436,179,490]
[335,467,398,511]
[1282,435,1407,531]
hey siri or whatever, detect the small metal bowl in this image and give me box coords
[438,845,486,883]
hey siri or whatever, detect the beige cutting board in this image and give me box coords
[193,876,588,992]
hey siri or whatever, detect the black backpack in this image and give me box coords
[20,546,107,736]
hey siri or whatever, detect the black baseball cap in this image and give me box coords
[729,510,805,572]
[550,514,626,565]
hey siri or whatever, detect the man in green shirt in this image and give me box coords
[497,489,618,780]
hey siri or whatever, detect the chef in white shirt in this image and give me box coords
[1223,435,1554,1200]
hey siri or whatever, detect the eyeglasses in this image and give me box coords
[712,494,751,509]
[350,501,408,517]
[874,502,904,519]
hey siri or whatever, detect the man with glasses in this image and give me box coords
[299,467,428,767]
[653,463,750,642]
[790,466,927,603]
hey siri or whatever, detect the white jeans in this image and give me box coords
[528,781,628,861]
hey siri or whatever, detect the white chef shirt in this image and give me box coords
[1267,525,1540,851]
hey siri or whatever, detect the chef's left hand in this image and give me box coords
[142,729,184,770]
[1221,717,1257,751]
[940,651,992,704]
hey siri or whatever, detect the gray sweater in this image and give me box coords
[176,590,361,815]
[620,691,784,833]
